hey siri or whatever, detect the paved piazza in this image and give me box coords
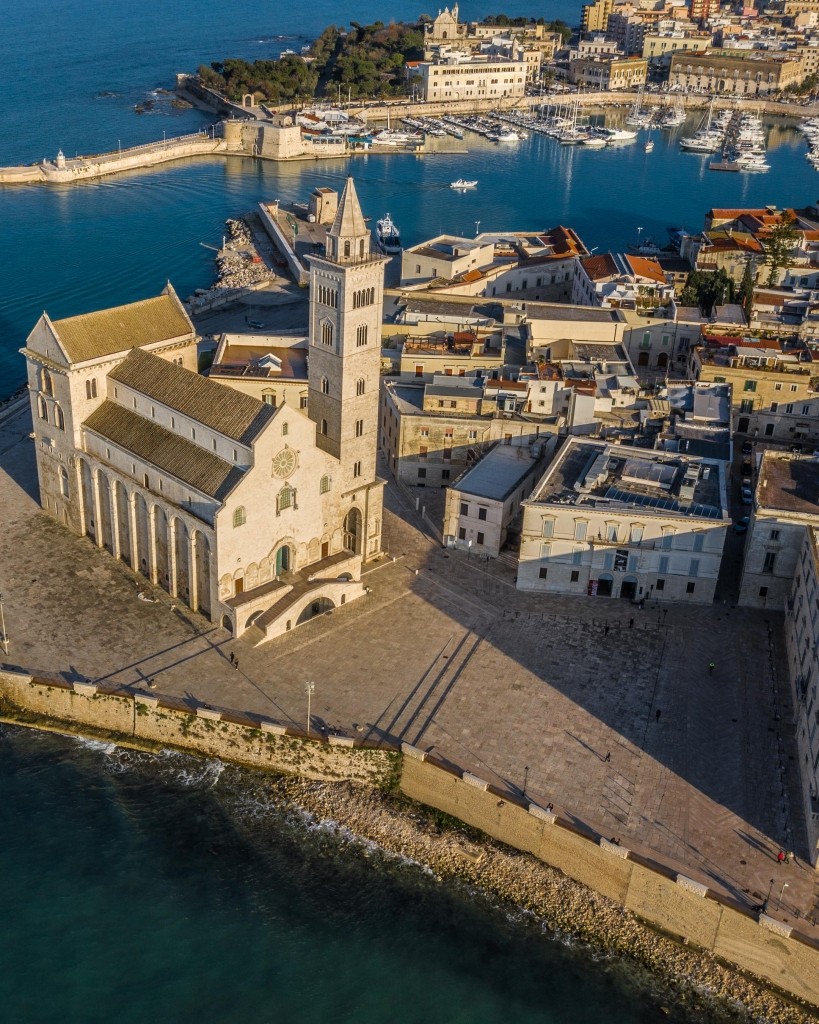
[1,399,817,931]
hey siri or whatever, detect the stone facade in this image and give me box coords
[21,178,386,644]
[669,50,806,95]
[518,438,729,603]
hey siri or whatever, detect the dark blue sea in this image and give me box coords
[0,3,801,1018]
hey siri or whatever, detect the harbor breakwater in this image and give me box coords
[1,668,818,1018]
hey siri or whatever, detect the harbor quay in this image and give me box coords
[0,394,817,940]
[3,87,818,187]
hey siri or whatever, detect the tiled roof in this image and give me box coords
[580,253,619,281]
[624,255,666,284]
[108,349,275,444]
[84,402,245,501]
[51,291,192,364]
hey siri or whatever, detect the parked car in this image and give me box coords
[741,460,752,476]
[733,516,750,534]
[741,441,753,455]
[247,319,265,329]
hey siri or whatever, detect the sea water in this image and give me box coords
[0,725,729,1024]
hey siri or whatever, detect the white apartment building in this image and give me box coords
[518,438,729,602]
[416,56,527,102]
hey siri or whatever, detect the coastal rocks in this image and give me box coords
[213,218,273,290]
[270,778,819,1024]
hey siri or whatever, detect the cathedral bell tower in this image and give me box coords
[306,177,387,492]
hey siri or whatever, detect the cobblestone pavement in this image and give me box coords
[0,400,816,932]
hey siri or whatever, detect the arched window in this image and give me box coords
[37,395,48,421]
[59,467,69,498]
[344,240,351,259]
[85,378,97,400]
[320,474,331,494]
[320,376,329,395]
[321,321,333,347]
[356,324,368,347]
[233,506,246,528]
[54,404,65,430]
[359,239,365,258]
[320,418,328,435]
[282,421,289,436]
[277,485,295,513]
[356,377,365,396]
[40,368,54,397]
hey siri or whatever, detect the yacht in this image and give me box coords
[644,137,654,152]
[597,127,637,142]
[496,129,522,142]
[371,129,421,146]
[582,134,608,148]
[374,213,401,254]
[450,179,478,189]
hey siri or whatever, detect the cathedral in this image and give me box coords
[21,177,387,643]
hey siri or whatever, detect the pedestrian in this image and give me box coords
[546,802,554,813]
[234,658,239,671]
[786,851,794,864]
[777,850,785,864]
[655,708,661,721]
[639,597,645,609]
[709,661,715,674]
[604,751,611,763]
[629,617,634,628]
[604,623,610,636]
[229,651,235,665]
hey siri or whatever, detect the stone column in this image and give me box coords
[91,469,104,549]
[128,494,140,573]
[189,531,199,613]
[168,517,179,597]
[75,460,87,538]
[110,482,121,561]
[148,505,159,584]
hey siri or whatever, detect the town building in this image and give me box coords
[442,439,554,556]
[642,30,712,63]
[399,227,587,302]
[207,331,309,410]
[739,452,819,608]
[572,253,676,314]
[784,524,819,865]
[582,0,617,35]
[694,336,819,439]
[518,438,729,602]
[380,375,551,487]
[668,49,805,94]
[415,54,528,103]
[569,54,649,89]
[21,178,388,644]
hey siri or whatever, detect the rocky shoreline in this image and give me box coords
[269,776,819,1024]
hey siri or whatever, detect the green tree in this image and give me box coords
[738,260,755,322]
[764,215,800,286]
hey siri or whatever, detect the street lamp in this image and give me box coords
[523,765,529,796]
[305,681,315,736]
[779,882,789,911]
[0,592,8,655]
[762,877,775,914]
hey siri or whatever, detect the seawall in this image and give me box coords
[2,668,818,1014]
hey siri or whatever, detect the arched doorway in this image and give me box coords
[296,596,335,624]
[343,507,362,554]
[275,545,292,575]
[597,573,614,597]
[656,352,669,370]
[620,576,638,600]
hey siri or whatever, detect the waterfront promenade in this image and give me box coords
[0,397,816,934]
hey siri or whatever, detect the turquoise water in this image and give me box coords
[0,726,715,1024]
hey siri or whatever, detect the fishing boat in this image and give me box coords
[374,213,401,254]
[450,179,478,189]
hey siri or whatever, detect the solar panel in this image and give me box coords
[604,487,721,519]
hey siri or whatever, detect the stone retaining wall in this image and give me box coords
[399,751,819,1008]
[0,670,396,787]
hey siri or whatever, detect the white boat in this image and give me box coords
[644,138,654,152]
[679,132,722,152]
[374,213,401,255]
[450,179,478,189]
[597,127,637,142]
[371,129,421,146]
[496,130,521,142]
[582,135,607,148]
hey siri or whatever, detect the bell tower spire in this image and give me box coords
[325,177,371,265]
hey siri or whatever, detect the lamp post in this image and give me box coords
[0,592,8,655]
[305,681,315,736]
[778,882,789,911]
[762,877,775,914]
[523,765,529,797]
